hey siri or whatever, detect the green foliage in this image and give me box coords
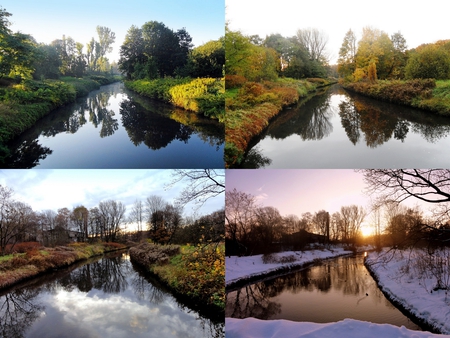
[405,45,450,80]
[184,39,224,78]
[125,77,224,120]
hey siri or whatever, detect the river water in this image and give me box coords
[239,85,450,168]
[3,82,224,168]
[0,251,223,338]
[226,254,421,331]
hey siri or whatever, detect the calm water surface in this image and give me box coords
[0,251,223,338]
[226,254,421,331]
[240,85,450,168]
[4,82,224,168]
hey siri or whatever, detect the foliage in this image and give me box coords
[125,77,224,121]
[225,74,247,89]
[183,39,224,78]
[119,21,192,80]
[0,242,125,289]
[405,44,450,80]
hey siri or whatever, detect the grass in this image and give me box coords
[129,241,225,310]
[225,77,335,167]
[0,75,121,162]
[343,78,450,116]
[124,77,225,122]
[0,242,126,290]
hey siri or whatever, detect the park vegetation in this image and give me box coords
[119,22,224,122]
[225,26,336,167]
[337,27,450,115]
[0,7,120,161]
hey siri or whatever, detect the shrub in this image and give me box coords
[225,74,247,89]
[262,253,277,264]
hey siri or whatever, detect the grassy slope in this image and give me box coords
[0,242,126,290]
[225,77,335,167]
[343,79,450,116]
[129,242,225,311]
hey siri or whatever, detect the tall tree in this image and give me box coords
[295,28,329,63]
[337,29,357,79]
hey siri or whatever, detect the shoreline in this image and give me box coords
[0,243,127,292]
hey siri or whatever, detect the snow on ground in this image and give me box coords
[226,247,353,287]
[366,249,450,334]
[226,318,449,338]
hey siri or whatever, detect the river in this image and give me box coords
[226,254,422,331]
[239,85,450,168]
[0,251,224,338]
[3,82,224,168]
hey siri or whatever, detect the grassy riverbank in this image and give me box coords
[225,76,335,167]
[129,242,225,312]
[0,75,121,161]
[124,77,225,122]
[0,241,126,290]
[343,79,450,116]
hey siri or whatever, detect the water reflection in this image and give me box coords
[0,252,223,338]
[2,82,224,168]
[240,85,450,168]
[226,255,419,330]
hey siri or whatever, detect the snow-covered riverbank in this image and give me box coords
[365,249,450,334]
[226,247,353,287]
[226,318,448,338]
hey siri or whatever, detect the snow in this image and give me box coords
[366,249,450,334]
[225,318,448,338]
[226,247,450,337]
[226,247,353,287]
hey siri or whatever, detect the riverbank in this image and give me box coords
[226,246,352,289]
[0,75,121,161]
[0,242,127,290]
[124,77,225,122]
[343,79,450,116]
[225,318,446,338]
[129,242,225,313]
[225,77,336,168]
[365,249,450,334]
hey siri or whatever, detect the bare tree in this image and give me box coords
[313,210,330,241]
[98,200,126,242]
[225,189,257,244]
[130,199,145,240]
[340,205,366,243]
[168,169,225,208]
[295,28,329,62]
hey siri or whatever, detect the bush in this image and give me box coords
[225,74,247,89]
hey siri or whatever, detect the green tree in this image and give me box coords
[118,25,144,79]
[337,29,357,79]
[405,44,450,79]
[186,39,224,78]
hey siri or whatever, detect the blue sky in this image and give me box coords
[1,0,224,62]
[0,170,224,219]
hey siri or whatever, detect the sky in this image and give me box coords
[0,169,224,220]
[1,0,225,63]
[226,0,450,64]
[226,170,432,233]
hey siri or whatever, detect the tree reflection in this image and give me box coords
[2,139,52,168]
[0,288,43,338]
[119,98,194,149]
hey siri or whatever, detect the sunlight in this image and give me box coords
[360,225,373,237]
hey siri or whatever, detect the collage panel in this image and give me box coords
[0,169,225,337]
[225,169,450,337]
[0,1,224,169]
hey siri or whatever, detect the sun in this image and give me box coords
[360,225,373,237]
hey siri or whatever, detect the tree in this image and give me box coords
[96,26,115,59]
[186,39,224,78]
[98,200,126,242]
[225,188,256,246]
[360,169,450,226]
[0,185,34,255]
[169,169,225,208]
[295,28,329,63]
[405,44,450,80]
[313,210,330,242]
[130,199,145,239]
[339,205,366,243]
[338,29,357,79]
[72,205,89,242]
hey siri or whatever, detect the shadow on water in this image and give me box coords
[0,251,223,338]
[2,82,224,168]
[238,84,450,168]
[226,255,422,332]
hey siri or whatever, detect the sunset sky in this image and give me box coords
[226,169,431,227]
[226,0,449,64]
